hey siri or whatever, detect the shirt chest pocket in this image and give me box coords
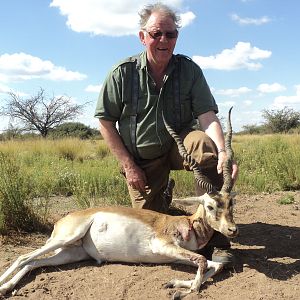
[164,91,193,129]
[180,93,193,123]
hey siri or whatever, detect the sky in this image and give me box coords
[0,0,299,133]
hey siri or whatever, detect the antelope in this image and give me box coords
[0,108,238,299]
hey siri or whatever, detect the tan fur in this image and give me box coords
[0,193,238,299]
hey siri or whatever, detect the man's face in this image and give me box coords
[139,12,178,68]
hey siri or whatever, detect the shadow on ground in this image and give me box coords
[232,222,300,280]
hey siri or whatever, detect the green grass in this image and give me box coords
[277,194,295,205]
[233,134,300,193]
[0,134,299,233]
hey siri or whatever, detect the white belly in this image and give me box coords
[82,212,175,264]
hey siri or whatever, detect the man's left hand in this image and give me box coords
[217,152,239,182]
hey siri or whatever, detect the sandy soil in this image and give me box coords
[0,191,299,300]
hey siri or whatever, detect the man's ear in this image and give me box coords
[139,31,146,45]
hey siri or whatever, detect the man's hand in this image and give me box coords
[99,119,148,192]
[217,152,239,182]
[124,163,148,192]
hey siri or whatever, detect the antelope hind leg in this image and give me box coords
[0,245,90,296]
[0,238,66,286]
[0,212,93,287]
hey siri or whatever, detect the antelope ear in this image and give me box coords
[230,191,237,198]
[196,196,205,205]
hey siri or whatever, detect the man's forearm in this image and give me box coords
[99,119,136,170]
[198,111,239,180]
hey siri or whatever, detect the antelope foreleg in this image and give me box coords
[152,241,207,298]
[201,260,223,283]
[165,259,223,299]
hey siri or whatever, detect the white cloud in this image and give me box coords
[218,101,236,107]
[193,42,271,71]
[243,100,253,106]
[0,84,28,97]
[231,13,271,26]
[85,84,102,93]
[257,83,286,93]
[273,85,300,108]
[237,110,263,128]
[180,11,196,27]
[0,53,87,82]
[215,87,252,97]
[76,101,100,129]
[0,83,11,94]
[50,0,195,36]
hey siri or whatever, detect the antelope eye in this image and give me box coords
[207,205,214,211]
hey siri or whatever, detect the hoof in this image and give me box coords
[172,291,183,300]
[164,281,175,289]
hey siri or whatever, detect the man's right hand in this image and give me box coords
[99,119,148,192]
[124,164,148,192]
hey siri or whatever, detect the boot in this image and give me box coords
[211,247,236,269]
[198,232,236,269]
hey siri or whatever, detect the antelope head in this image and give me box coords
[163,107,238,239]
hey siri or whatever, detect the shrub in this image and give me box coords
[262,107,300,133]
[0,152,43,233]
[49,122,100,139]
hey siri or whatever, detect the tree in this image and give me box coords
[262,107,300,133]
[0,88,88,137]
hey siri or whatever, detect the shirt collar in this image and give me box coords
[139,51,177,73]
[139,51,148,69]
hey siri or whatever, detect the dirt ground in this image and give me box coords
[0,191,299,300]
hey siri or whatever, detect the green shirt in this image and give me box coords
[95,51,218,160]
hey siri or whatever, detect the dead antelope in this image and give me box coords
[0,108,238,299]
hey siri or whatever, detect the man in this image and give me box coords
[95,3,238,265]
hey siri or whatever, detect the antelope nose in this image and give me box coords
[229,226,238,236]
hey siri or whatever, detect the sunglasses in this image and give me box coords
[146,29,178,40]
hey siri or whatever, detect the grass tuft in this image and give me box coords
[277,194,295,205]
